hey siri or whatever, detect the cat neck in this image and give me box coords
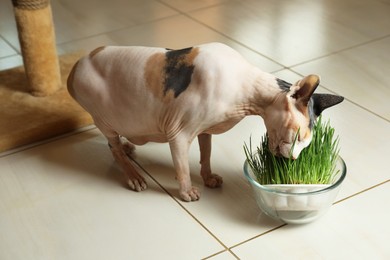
[244,68,286,117]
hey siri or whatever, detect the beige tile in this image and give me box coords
[293,36,390,120]
[1,0,389,257]
[133,117,284,247]
[0,54,23,70]
[273,69,303,83]
[0,37,16,58]
[133,68,388,246]
[104,14,239,48]
[236,44,283,73]
[0,129,224,260]
[56,35,117,55]
[190,0,390,66]
[0,0,14,31]
[58,15,282,72]
[207,250,238,260]
[0,0,20,52]
[132,100,390,246]
[160,0,230,12]
[0,131,114,201]
[321,99,390,200]
[232,182,390,259]
[51,0,178,44]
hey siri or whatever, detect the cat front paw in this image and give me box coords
[180,186,201,202]
[204,173,223,188]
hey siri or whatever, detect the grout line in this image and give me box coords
[201,249,239,260]
[228,223,287,251]
[0,125,97,158]
[288,68,390,123]
[169,3,390,125]
[201,250,226,260]
[0,34,20,55]
[157,0,232,14]
[159,0,390,78]
[0,53,21,60]
[57,13,182,47]
[289,34,390,68]
[229,250,241,260]
[326,95,389,123]
[221,181,390,253]
[130,158,233,254]
[222,179,389,253]
[129,136,288,258]
[156,0,288,70]
[186,19,287,70]
[334,179,389,205]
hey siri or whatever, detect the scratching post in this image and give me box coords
[12,0,61,96]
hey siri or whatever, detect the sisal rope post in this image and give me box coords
[12,0,61,96]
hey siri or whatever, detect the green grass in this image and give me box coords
[244,116,340,185]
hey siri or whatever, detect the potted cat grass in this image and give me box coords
[243,116,346,224]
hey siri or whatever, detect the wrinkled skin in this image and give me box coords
[68,43,343,201]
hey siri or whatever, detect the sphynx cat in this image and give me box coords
[67,42,343,201]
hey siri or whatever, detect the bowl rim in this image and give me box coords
[243,156,347,195]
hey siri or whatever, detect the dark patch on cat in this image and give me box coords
[308,93,344,129]
[307,98,316,129]
[312,93,344,116]
[164,47,197,98]
[276,78,292,92]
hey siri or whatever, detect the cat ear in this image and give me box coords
[292,74,320,105]
[311,93,344,116]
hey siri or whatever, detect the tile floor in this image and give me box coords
[1,0,389,259]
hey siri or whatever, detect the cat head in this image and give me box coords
[264,74,344,159]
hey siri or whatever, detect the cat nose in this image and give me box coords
[279,143,297,159]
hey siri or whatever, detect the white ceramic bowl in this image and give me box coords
[244,157,347,224]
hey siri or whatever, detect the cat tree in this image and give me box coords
[12,0,61,96]
[0,0,92,152]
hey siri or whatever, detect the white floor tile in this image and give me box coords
[189,0,390,66]
[51,0,178,44]
[133,117,284,247]
[314,97,390,199]
[57,15,282,72]
[131,70,389,247]
[1,0,389,258]
[293,36,390,120]
[160,0,230,12]
[0,37,16,58]
[232,182,390,259]
[206,250,238,260]
[0,130,224,260]
[0,0,20,52]
[0,54,23,70]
